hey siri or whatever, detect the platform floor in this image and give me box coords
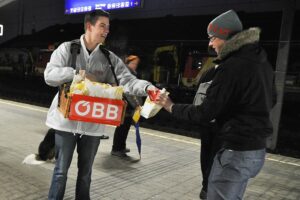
[0,98,299,200]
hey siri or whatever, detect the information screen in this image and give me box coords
[65,0,143,14]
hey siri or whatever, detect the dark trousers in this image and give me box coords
[112,116,132,151]
[200,126,220,192]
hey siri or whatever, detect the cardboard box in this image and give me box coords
[58,84,72,118]
[58,85,126,126]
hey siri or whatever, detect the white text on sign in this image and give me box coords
[74,100,119,120]
[0,24,3,36]
[68,94,125,126]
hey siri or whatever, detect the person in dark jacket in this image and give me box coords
[195,66,221,200]
[111,55,143,157]
[156,10,276,199]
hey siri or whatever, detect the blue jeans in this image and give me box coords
[208,149,265,200]
[48,130,100,200]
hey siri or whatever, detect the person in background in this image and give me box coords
[44,10,157,200]
[156,10,276,199]
[111,55,143,157]
[194,65,221,200]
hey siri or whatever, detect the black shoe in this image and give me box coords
[112,148,130,153]
[111,150,128,157]
[199,189,207,199]
[100,135,109,139]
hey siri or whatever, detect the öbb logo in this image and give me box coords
[68,94,125,126]
[75,100,118,120]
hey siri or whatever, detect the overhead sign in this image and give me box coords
[0,24,3,36]
[65,0,143,14]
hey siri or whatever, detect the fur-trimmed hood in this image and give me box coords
[218,27,261,60]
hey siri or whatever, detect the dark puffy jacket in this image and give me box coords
[172,28,277,151]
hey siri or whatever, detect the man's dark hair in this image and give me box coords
[84,10,110,31]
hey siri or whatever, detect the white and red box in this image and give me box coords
[59,92,126,126]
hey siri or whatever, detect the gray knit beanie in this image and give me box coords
[207,10,243,40]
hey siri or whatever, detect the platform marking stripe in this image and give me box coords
[1,98,299,167]
[140,130,300,167]
[266,158,300,167]
[0,99,48,113]
[132,129,200,146]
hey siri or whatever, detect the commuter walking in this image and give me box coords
[111,55,143,157]
[194,65,221,199]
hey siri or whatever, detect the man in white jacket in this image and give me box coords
[44,10,155,200]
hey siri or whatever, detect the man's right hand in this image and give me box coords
[155,91,174,113]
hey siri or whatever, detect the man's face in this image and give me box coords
[86,16,110,44]
[208,36,225,55]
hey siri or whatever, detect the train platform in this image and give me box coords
[0,98,299,200]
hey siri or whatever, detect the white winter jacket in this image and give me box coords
[44,35,151,136]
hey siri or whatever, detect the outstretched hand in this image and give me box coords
[146,85,159,92]
[155,92,174,113]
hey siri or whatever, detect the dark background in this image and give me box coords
[0,0,299,157]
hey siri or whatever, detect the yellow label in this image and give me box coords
[132,106,142,123]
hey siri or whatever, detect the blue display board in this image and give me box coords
[65,0,143,14]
